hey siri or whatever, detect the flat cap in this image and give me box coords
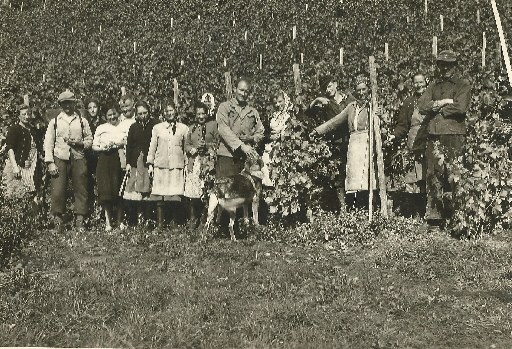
[436,50,457,62]
[57,90,76,103]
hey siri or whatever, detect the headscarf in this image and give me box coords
[201,93,216,117]
[270,91,293,137]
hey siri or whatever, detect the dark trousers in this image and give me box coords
[216,155,245,178]
[425,134,465,221]
[51,156,89,216]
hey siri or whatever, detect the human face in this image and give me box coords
[274,95,286,111]
[163,105,177,122]
[87,102,98,118]
[324,81,337,98]
[437,61,456,79]
[19,108,33,126]
[355,83,369,101]
[203,96,213,111]
[234,80,250,103]
[413,75,426,95]
[60,100,76,115]
[106,109,120,126]
[196,107,207,124]
[121,99,134,118]
[136,106,149,122]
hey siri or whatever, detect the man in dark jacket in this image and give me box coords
[417,50,471,230]
[305,75,356,212]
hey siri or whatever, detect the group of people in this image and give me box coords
[1,49,471,233]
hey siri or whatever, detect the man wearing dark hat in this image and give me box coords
[417,50,471,230]
[305,75,356,212]
[43,90,93,232]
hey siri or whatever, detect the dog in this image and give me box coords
[204,157,264,241]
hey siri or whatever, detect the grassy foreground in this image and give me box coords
[1,221,512,348]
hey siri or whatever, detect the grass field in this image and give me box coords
[1,218,512,348]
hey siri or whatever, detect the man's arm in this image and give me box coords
[314,104,351,135]
[82,119,93,149]
[217,103,243,151]
[43,119,56,163]
[440,80,471,117]
[417,84,435,115]
[251,110,265,145]
[393,98,413,139]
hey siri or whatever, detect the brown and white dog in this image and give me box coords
[204,157,264,241]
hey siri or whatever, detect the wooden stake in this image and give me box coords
[491,0,512,87]
[97,44,101,53]
[233,19,235,27]
[244,30,247,41]
[407,15,410,23]
[71,27,74,34]
[339,48,343,65]
[99,24,102,32]
[197,15,200,20]
[384,43,389,61]
[306,3,308,11]
[477,9,480,24]
[173,79,179,107]
[133,41,137,53]
[424,0,428,14]
[293,63,302,95]
[180,59,184,66]
[224,71,233,100]
[369,56,389,219]
[23,94,29,106]
[43,0,46,10]
[42,74,45,82]
[20,1,23,12]
[482,31,486,68]
[171,18,174,28]
[223,58,227,67]
[121,86,126,96]
[292,25,296,40]
[432,36,438,57]
[440,15,444,31]
[259,54,262,70]
[300,52,304,64]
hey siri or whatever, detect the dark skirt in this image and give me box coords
[96,149,122,204]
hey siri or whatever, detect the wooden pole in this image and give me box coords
[339,47,343,65]
[292,25,296,40]
[224,71,233,100]
[244,30,247,41]
[482,31,486,68]
[384,43,389,61]
[424,0,428,14]
[43,0,46,10]
[306,3,308,11]
[173,79,179,107]
[121,86,126,96]
[293,63,302,96]
[369,56,389,219]
[171,18,173,28]
[133,41,136,53]
[440,15,444,31]
[259,54,262,70]
[477,9,480,24]
[432,36,438,57]
[97,44,101,53]
[223,58,227,67]
[300,52,304,64]
[368,59,375,222]
[23,94,29,106]
[42,74,45,82]
[491,0,512,87]
[99,24,102,32]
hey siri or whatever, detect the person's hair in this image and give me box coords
[84,97,100,116]
[18,104,29,112]
[134,100,151,114]
[234,76,252,88]
[120,94,135,104]
[104,101,121,114]
[194,101,208,113]
[274,90,286,100]
[161,99,176,110]
[411,72,425,81]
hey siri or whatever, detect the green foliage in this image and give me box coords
[263,118,337,222]
[0,196,36,269]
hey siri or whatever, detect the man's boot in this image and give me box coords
[337,187,347,214]
[76,214,85,232]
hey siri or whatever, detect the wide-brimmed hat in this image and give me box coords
[57,90,76,103]
[319,75,335,91]
[436,50,457,63]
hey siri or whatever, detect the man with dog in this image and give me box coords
[305,75,356,212]
[417,50,471,231]
[216,76,264,177]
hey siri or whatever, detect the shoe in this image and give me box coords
[118,223,127,231]
[52,215,64,233]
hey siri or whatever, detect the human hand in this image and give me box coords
[12,164,21,178]
[239,134,253,143]
[148,164,154,178]
[48,163,59,177]
[240,144,258,159]
[189,147,197,156]
[125,164,131,173]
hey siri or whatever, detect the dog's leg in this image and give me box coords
[216,205,223,225]
[242,203,250,226]
[252,199,260,226]
[204,194,218,240]
[228,209,237,241]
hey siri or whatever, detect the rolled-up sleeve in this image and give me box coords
[252,111,265,145]
[217,103,243,151]
[314,105,350,135]
[43,119,56,163]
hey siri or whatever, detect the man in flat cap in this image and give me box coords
[305,75,356,212]
[43,90,93,232]
[417,50,471,230]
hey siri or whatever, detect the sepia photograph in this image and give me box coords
[0,0,512,347]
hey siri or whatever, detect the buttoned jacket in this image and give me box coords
[147,122,189,169]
